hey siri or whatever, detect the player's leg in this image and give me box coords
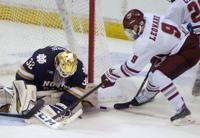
[132,34,200,124]
[149,70,192,125]
[134,35,200,105]
[154,34,200,124]
[130,79,159,106]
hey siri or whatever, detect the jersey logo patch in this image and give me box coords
[36,54,47,64]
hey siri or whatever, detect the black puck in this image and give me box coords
[100,106,107,110]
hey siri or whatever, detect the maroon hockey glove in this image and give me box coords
[101,69,120,88]
[101,74,115,88]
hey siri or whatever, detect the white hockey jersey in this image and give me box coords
[165,0,200,34]
[112,13,185,78]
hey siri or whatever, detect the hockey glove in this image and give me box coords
[150,55,168,68]
[101,69,120,88]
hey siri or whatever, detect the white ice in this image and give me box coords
[0,21,200,138]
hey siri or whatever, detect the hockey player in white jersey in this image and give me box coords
[100,9,200,125]
[121,0,200,117]
[165,0,200,96]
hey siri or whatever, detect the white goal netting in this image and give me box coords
[0,0,111,80]
[0,0,133,103]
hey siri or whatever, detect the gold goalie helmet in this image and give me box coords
[55,51,78,78]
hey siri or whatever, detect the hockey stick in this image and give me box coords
[135,64,155,97]
[0,99,44,119]
[114,64,155,109]
[53,83,103,120]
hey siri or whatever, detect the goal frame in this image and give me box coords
[88,0,95,83]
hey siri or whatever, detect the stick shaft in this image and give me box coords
[53,83,102,119]
[135,64,154,97]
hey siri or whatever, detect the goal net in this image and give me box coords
[0,0,134,103]
[0,0,110,81]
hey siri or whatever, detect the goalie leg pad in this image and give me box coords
[37,90,63,105]
[0,83,14,112]
[0,87,13,108]
[9,80,37,114]
[83,83,98,108]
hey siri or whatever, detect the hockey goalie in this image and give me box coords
[0,46,98,129]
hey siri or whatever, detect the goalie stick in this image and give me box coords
[53,83,103,120]
[0,99,44,119]
[34,83,103,129]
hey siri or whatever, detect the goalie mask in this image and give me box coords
[123,9,145,40]
[55,51,78,78]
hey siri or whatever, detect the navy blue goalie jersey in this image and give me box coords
[16,46,87,91]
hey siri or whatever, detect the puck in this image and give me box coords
[100,106,107,110]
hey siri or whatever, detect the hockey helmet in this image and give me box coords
[123,9,145,40]
[55,51,78,78]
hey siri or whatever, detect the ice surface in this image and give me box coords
[0,21,199,138]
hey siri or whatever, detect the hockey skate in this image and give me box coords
[114,90,156,110]
[170,104,194,125]
[192,79,200,96]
